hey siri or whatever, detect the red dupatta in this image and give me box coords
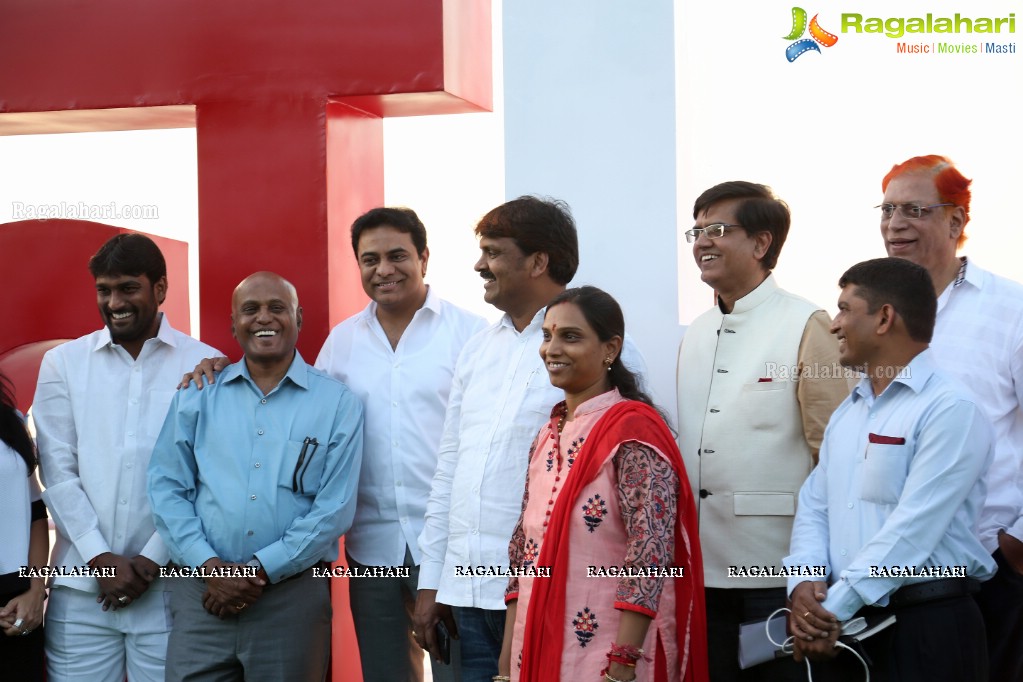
[518,400,709,682]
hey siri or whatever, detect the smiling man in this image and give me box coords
[314,208,485,682]
[33,233,220,682]
[785,257,994,681]
[877,155,1023,681]
[675,181,850,681]
[413,196,646,682]
[148,272,363,682]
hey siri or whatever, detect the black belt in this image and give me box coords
[888,578,980,608]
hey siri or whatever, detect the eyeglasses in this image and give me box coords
[684,223,740,243]
[876,202,953,219]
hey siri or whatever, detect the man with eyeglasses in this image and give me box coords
[676,181,850,681]
[878,155,1023,682]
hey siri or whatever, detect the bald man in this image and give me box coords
[148,272,364,682]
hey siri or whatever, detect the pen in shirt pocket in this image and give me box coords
[292,437,320,493]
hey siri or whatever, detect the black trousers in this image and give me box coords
[974,548,1023,682]
[706,587,804,682]
[809,595,988,682]
[0,586,45,682]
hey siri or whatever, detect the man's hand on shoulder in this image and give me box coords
[177,356,230,390]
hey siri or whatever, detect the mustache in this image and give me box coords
[479,270,495,281]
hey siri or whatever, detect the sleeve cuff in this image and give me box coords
[76,529,111,565]
[821,579,863,621]
[417,560,443,591]
[614,601,657,618]
[30,500,48,522]
[140,534,171,566]
[505,592,519,604]
[181,539,220,571]
[254,542,294,584]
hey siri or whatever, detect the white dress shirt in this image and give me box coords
[0,440,42,575]
[784,350,996,621]
[314,288,486,566]
[929,259,1023,550]
[33,314,220,591]
[418,307,646,609]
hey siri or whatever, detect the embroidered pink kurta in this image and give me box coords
[506,390,684,681]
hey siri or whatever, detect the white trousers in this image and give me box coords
[45,584,170,682]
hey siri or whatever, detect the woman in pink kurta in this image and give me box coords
[498,287,708,682]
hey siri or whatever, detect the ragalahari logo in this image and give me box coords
[784,7,839,61]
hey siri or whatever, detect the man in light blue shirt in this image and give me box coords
[148,272,363,682]
[784,258,995,680]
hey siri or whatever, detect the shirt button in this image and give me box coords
[120,499,127,505]
[261,398,267,404]
[847,502,854,509]
[251,495,257,501]
[130,398,139,405]
[257,429,264,436]
[255,463,261,468]
[392,402,398,407]
[393,440,398,446]
[133,367,140,373]
[472,529,479,535]
[555,476,560,482]
[247,530,254,536]
[126,431,135,437]
[841,549,848,556]
[396,481,403,487]
[125,463,132,469]
[400,517,408,524]
[709,408,720,413]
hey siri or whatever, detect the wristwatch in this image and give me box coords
[246,557,268,582]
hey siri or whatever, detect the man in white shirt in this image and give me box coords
[875,155,1023,681]
[786,257,994,680]
[315,208,486,682]
[33,234,220,682]
[413,196,645,682]
[676,181,849,681]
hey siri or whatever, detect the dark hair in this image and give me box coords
[838,258,936,343]
[545,286,656,411]
[350,207,428,257]
[475,196,579,285]
[692,181,790,271]
[88,233,167,283]
[0,373,36,474]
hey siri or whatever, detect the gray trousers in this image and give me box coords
[165,568,331,682]
[347,546,459,682]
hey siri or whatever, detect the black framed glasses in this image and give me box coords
[876,202,953,219]
[685,223,740,243]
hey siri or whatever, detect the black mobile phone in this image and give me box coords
[436,621,451,665]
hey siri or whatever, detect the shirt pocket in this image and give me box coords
[740,380,790,431]
[859,443,910,505]
[279,438,327,497]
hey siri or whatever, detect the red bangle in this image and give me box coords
[606,654,637,667]
[609,643,644,661]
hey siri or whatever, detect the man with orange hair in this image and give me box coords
[878,155,1023,681]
